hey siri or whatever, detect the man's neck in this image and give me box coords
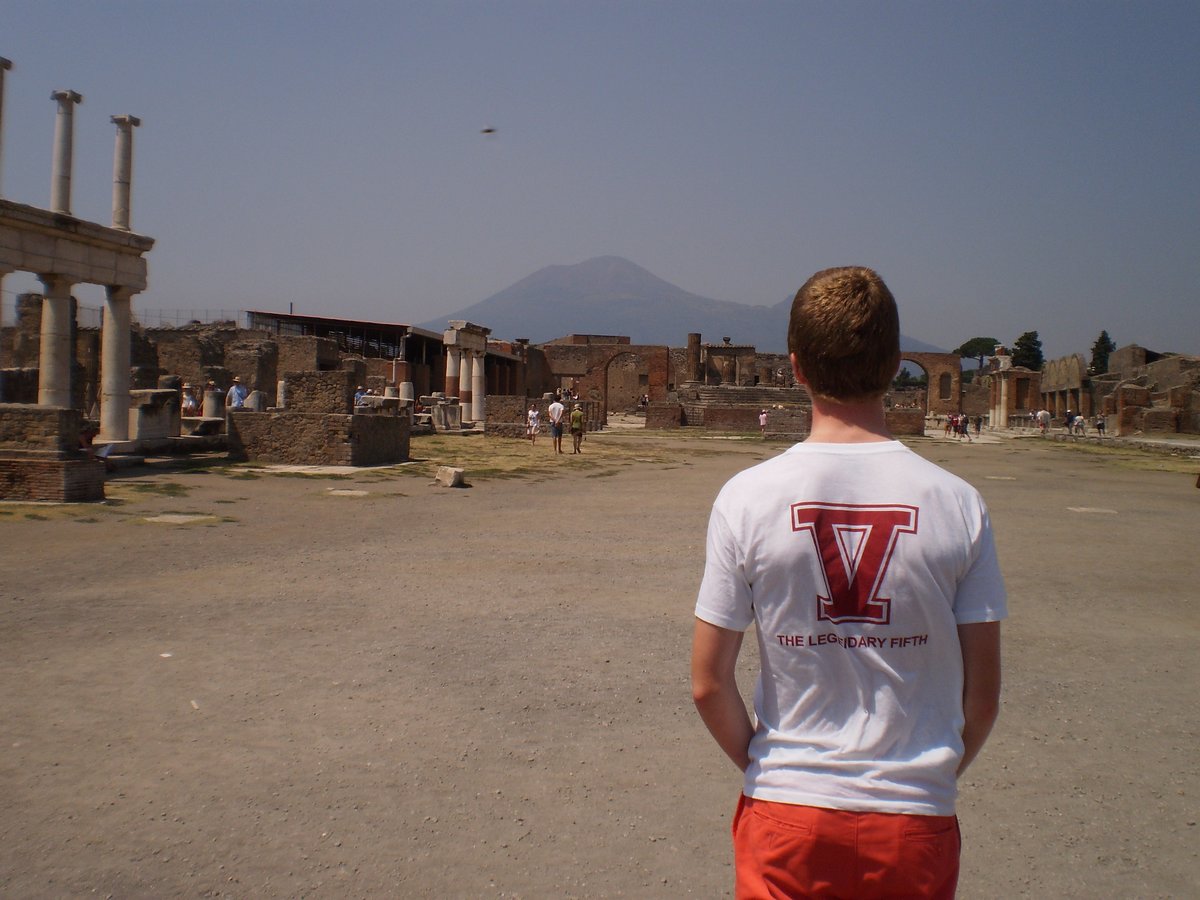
[805,394,893,444]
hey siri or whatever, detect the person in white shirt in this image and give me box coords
[547,397,566,454]
[692,266,1005,898]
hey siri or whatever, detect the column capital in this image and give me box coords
[51,89,83,105]
[0,57,12,72]
[37,272,72,291]
[111,114,141,128]
[106,284,137,301]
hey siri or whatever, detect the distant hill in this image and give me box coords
[419,256,943,354]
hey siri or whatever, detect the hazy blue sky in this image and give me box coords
[2,1,1196,360]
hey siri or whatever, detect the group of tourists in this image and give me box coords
[943,412,978,441]
[526,391,586,454]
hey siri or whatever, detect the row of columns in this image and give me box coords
[0,60,143,442]
[445,347,487,422]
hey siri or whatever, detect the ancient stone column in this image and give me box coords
[471,350,486,422]
[110,114,141,231]
[99,286,133,440]
[459,351,474,417]
[444,346,461,399]
[50,90,83,215]
[0,58,12,196]
[687,333,702,382]
[998,374,1009,430]
[37,274,74,407]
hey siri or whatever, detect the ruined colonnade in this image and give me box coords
[0,58,153,442]
[442,320,490,422]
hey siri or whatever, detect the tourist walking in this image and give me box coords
[526,405,540,445]
[570,404,586,454]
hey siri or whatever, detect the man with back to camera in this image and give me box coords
[691,267,1005,899]
[547,395,566,454]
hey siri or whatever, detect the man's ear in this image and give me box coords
[789,353,807,386]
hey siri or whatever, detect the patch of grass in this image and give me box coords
[126,481,190,497]
[24,513,48,520]
[271,471,352,480]
[215,499,237,504]
[226,471,261,480]
[74,517,100,524]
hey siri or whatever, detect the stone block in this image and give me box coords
[436,466,465,487]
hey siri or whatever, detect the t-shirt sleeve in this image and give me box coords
[954,506,1008,624]
[695,503,755,631]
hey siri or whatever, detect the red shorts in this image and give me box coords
[732,794,960,899]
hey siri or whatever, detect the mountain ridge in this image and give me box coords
[419,256,943,354]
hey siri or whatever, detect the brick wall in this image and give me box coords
[886,408,925,436]
[0,456,104,502]
[282,370,355,414]
[0,404,81,451]
[646,403,682,428]
[0,405,103,501]
[227,410,410,466]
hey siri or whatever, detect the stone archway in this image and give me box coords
[603,350,652,414]
[898,352,962,416]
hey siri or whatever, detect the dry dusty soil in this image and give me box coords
[1,428,1197,898]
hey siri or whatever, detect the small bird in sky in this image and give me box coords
[480,127,496,135]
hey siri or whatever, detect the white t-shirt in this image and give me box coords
[548,401,565,424]
[695,440,1007,816]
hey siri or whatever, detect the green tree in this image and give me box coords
[1090,330,1117,374]
[953,336,1001,371]
[891,367,927,389]
[1011,331,1044,370]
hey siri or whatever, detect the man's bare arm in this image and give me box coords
[957,620,1002,776]
[691,618,754,771]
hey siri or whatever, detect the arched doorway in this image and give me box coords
[604,351,650,413]
[897,352,961,417]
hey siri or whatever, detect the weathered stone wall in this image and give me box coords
[0,405,103,501]
[646,403,682,429]
[227,410,410,466]
[226,338,279,404]
[276,335,340,377]
[0,404,81,451]
[606,352,646,412]
[886,408,925,436]
[146,329,209,388]
[282,370,354,414]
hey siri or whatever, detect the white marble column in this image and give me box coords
[100,286,133,440]
[471,350,486,422]
[0,58,12,196]
[459,350,474,417]
[37,274,74,407]
[50,90,83,214]
[110,114,140,231]
[444,346,461,399]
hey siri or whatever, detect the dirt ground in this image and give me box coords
[1,426,1197,898]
